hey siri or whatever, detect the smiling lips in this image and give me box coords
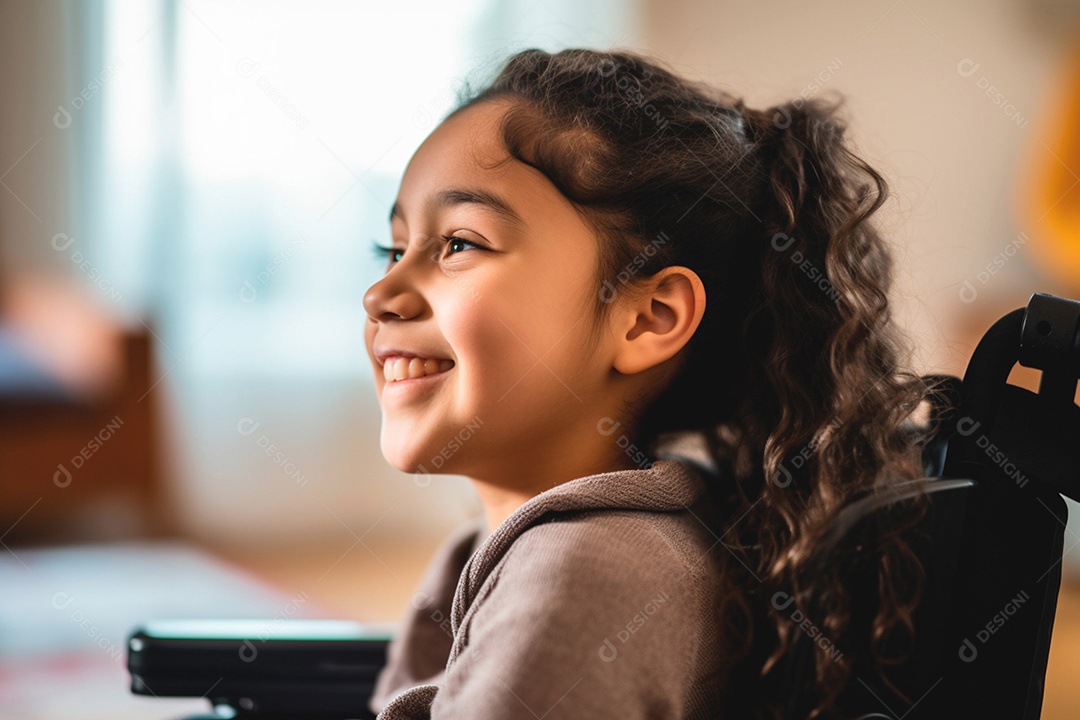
[382,356,455,382]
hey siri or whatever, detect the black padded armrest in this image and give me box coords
[127,619,392,719]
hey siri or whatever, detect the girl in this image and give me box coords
[362,47,937,719]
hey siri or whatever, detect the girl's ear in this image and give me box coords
[611,266,706,375]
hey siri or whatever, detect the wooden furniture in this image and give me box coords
[0,324,174,543]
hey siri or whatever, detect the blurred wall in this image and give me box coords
[0,0,74,282]
[643,0,1076,373]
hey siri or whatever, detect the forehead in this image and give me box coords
[393,99,569,229]
[411,99,512,173]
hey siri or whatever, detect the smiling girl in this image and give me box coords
[363,47,936,720]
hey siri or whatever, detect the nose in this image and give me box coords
[363,267,425,323]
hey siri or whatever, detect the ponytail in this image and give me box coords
[712,96,936,717]
[737,94,899,502]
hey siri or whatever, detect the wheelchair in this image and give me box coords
[126,292,1080,720]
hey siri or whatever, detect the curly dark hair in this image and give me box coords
[446,47,942,719]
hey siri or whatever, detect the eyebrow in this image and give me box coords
[388,187,525,229]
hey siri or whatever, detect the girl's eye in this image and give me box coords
[371,242,403,266]
[371,235,486,270]
[444,235,482,255]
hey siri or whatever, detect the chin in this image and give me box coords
[379,430,432,475]
[379,442,418,473]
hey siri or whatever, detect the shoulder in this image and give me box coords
[506,504,717,586]
[508,509,703,578]
[475,508,717,640]
[438,509,721,717]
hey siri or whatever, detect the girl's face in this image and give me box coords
[363,99,626,483]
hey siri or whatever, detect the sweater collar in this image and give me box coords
[450,458,707,634]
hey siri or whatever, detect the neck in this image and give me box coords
[470,482,529,533]
[468,447,641,531]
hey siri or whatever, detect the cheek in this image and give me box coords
[363,320,375,353]
[363,322,382,382]
[440,292,537,391]
[446,280,592,402]
[433,303,511,407]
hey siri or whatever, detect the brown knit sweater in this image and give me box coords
[368,458,729,719]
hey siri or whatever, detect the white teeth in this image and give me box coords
[382,356,454,382]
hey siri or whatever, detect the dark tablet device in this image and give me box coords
[127,619,392,719]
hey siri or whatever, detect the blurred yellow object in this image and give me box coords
[1020,33,1080,292]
